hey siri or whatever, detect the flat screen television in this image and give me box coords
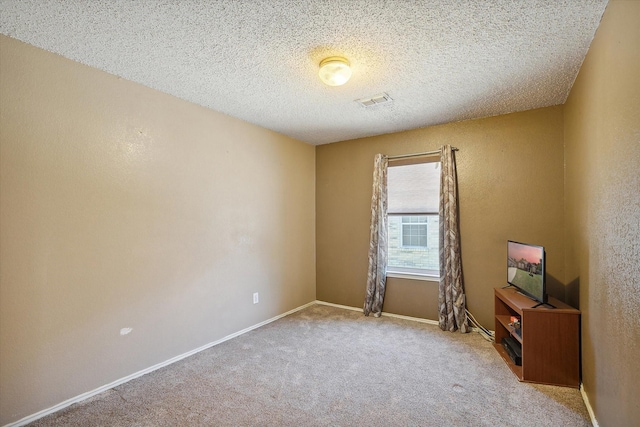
[507,240,546,304]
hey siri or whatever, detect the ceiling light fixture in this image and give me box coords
[318,57,352,86]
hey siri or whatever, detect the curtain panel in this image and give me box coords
[438,145,470,332]
[364,154,388,317]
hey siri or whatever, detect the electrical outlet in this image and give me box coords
[253,292,259,304]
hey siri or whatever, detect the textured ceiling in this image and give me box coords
[0,0,608,145]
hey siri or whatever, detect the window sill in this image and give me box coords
[386,271,440,282]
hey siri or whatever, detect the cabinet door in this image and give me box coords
[522,310,580,387]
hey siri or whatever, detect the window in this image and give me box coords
[387,159,440,278]
[401,215,428,247]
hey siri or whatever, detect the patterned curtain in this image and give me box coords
[439,145,470,332]
[363,154,389,317]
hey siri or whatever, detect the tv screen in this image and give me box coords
[507,240,546,304]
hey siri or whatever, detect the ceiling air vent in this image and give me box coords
[356,93,393,107]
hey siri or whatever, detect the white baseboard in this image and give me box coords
[315,300,494,341]
[314,300,362,312]
[580,384,599,427]
[4,300,487,427]
[315,300,440,326]
[3,301,316,427]
[381,310,439,326]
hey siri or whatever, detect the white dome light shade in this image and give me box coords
[318,57,352,86]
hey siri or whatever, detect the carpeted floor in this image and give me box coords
[28,304,592,426]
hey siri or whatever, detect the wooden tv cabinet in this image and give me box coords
[493,287,581,388]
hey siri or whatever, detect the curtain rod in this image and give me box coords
[387,147,458,160]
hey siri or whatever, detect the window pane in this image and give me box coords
[401,216,428,224]
[387,161,440,276]
[388,162,440,214]
[388,214,439,272]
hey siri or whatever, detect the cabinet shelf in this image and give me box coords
[494,287,581,388]
[493,342,523,380]
[495,314,523,344]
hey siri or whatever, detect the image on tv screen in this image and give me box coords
[507,241,544,299]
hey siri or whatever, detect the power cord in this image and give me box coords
[466,309,495,342]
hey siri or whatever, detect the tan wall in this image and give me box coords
[0,36,316,425]
[563,1,640,425]
[316,106,565,327]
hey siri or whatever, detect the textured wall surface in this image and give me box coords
[0,36,316,425]
[563,1,640,425]
[316,106,565,327]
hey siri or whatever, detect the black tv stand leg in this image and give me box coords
[532,302,556,309]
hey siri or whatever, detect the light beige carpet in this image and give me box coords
[29,304,591,426]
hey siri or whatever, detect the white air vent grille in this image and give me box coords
[356,93,393,107]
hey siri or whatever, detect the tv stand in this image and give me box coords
[494,287,580,388]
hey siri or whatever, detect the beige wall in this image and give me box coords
[564,1,640,425]
[0,35,316,425]
[316,106,565,327]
